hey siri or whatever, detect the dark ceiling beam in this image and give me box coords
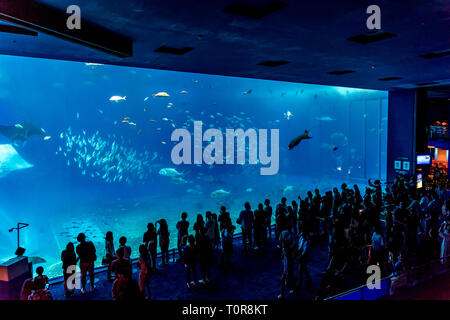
[0,0,133,58]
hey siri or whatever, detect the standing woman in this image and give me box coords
[197,229,213,284]
[146,223,158,271]
[212,213,220,249]
[104,231,115,281]
[291,201,299,235]
[137,244,152,300]
[184,235,198,288]
[194,214,205,242]
[254,203,265,248]
[220,224,235,271]
[439,217,450,264]
[157,219,170,265]
[61,242,78,297]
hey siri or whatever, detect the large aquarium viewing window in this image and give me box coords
[0,55,387,277]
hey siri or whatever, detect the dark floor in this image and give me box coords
[49,235,334,300]
[383,271,450,300]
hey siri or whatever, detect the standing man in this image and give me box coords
[176,212,190,261]
[76,233,97,294]
[264,199,273,239]
[237,202,254,252]
[275,197,288,240]
[118,236,132,260]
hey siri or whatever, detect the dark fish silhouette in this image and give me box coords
[0,122,45,146]
[288,130,312,150]
[333,146,338,151]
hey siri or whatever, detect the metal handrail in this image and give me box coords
[325,254,450,300]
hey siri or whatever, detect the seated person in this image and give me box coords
[112,269,143,301]
[28,267,52,300]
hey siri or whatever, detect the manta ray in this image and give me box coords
[0,144,34,178]
[288,130,312,150]
[0,122,45,147]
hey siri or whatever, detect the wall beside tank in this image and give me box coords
[387,89,416,182]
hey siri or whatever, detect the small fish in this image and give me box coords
[242,89,252,95]
[284,111,293,120]
[162,117,169,121]
[144,97,149,101]
[193,80,199,84]
[152,92,170,98]
[128,122,137,126]
[180,90,188,94]
[156,128,161,131]
[316,116,336,121]
[332,146,338,151]
[76,113,80,119]
[14,124,24,129]
[98,109,103,114]
[150,120,157,123]
[109,95,126,102]
[43,136,51,141]
[161,141,167,144]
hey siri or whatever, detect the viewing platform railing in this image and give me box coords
[325,255,450,300]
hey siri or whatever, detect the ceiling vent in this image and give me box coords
[224,1,288,19]
[154,46,194,55]
[257,60,289,67]
[347,31,396,44]
[378,77,402,81]
[328,70,355,75]
[0,24,37,36]
[420,49,450,59]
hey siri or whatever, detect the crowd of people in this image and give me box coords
[20,174,450,300]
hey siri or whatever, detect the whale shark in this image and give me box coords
[0,144,34,178]
[0,122,45,147]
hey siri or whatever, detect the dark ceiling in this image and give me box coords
[0,0,449,90]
